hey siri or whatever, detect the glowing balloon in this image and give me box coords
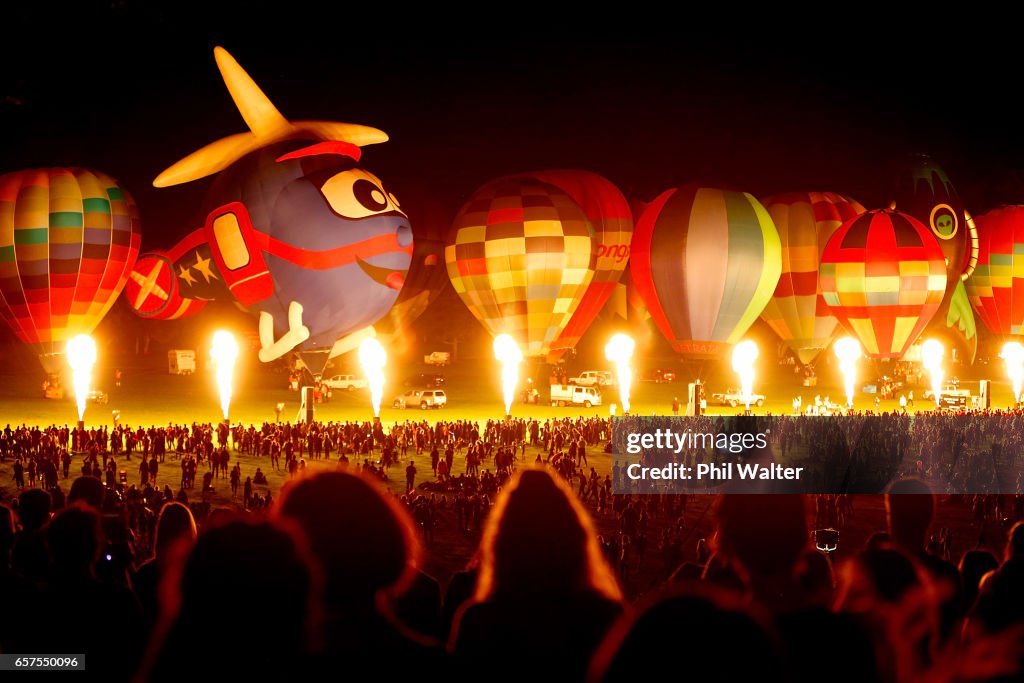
[759,192,865,365]
[833,337,861,409]
[210,331,239,420]
[605,333,635,413]
[0,169,140,373]
[358,338,386,417]
[819,210,947,359]
[631,185,782,357]
[965,206,1024,337]
[493,334,522,416]
[124,47,410,376]
[517,171,633,358]
[447,178,596,359]
[66,334,96,421]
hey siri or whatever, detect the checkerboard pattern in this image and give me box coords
[0,169,141,354]
[446,178,596,358]
[760,192,865,364]
[820,210,947,358]
[965,206,1024,336]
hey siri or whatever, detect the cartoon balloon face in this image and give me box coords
[200,141,412,349]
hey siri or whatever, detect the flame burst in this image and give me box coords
[731,340,759,412]
[210,331,239,420]
[359,338,386,417]
[66,335,96,421]
[921,339,944,408]
[605,333,635,413]
[1001,341,1024,405]
[493,334,522,416]
[833,337,861,409]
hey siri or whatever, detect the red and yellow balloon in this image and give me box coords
[819,209,947,359]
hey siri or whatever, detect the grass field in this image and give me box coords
[0,349,1016,590]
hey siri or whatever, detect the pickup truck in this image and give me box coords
[550,384,602,407]
[712,388,765,408]
[570,370,614,387]
[424,351,450,366]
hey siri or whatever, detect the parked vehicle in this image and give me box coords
[550,384,602,407]
[168,349,196,375]
[322,374,368,391]
[424,351,450,366]
[711,388,765,408]
[393,389,447,409]
[88,389,109,405]
[570,370,614,387]
[923,381,971,402]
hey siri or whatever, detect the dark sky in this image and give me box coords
[4,2,1023,251]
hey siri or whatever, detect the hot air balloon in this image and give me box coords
[630,185,782,357]
[513,171,633,359]
[892,154,979,362]
[965,206,1024,336]
[819,210,947,359]
[374,225,447,338]
[123,48,411,375]
[446,177,596,359]
[759,192,865,365]
[0,168,141,373]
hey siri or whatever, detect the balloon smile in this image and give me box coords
[356,258,406,290]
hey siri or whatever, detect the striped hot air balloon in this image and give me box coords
[819,209,947,359]
[631,185,782,357]
[446,178,596,358]
[759,192,865,365]
[965,206,1024,336]
[0,168,141,373]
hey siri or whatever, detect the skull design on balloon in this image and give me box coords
[124,48,412,373]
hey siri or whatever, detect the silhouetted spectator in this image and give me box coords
[11,487,51,583]
[275,471,444,674]
[142,519,316,682]
[451,468,623,680]
[133,502,197,633]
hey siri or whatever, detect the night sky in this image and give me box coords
[1,3,1022,356]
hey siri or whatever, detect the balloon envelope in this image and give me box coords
[820,210,946,359]
[0,168,141,370]
[760,192,865,365]
[965,206,1024,336]
[446,178,596,358]
[631,185,782,357]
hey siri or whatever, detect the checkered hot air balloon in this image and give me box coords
[759,192,865,365]
[0,168,141,373]
[630,185,782,357]
[512,171,632,360]
[446,178,596,359]
[820,209,947,359]
[965,206,1024,336]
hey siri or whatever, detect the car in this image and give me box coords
[923,382,971,401]
[393,389,447,410]
[322,374,368,391]
[639,369,676,383]
[404,373,445,388]
[711,388,765,408]
[570,370,615,387]
[88,389,109,405]
[423,351,450,366]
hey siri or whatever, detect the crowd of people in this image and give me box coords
[2,412,1024,680]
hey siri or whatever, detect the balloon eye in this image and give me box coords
[321,169,404,219]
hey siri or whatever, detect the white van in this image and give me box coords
[168,349,196,375]
[550,384,602,407]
